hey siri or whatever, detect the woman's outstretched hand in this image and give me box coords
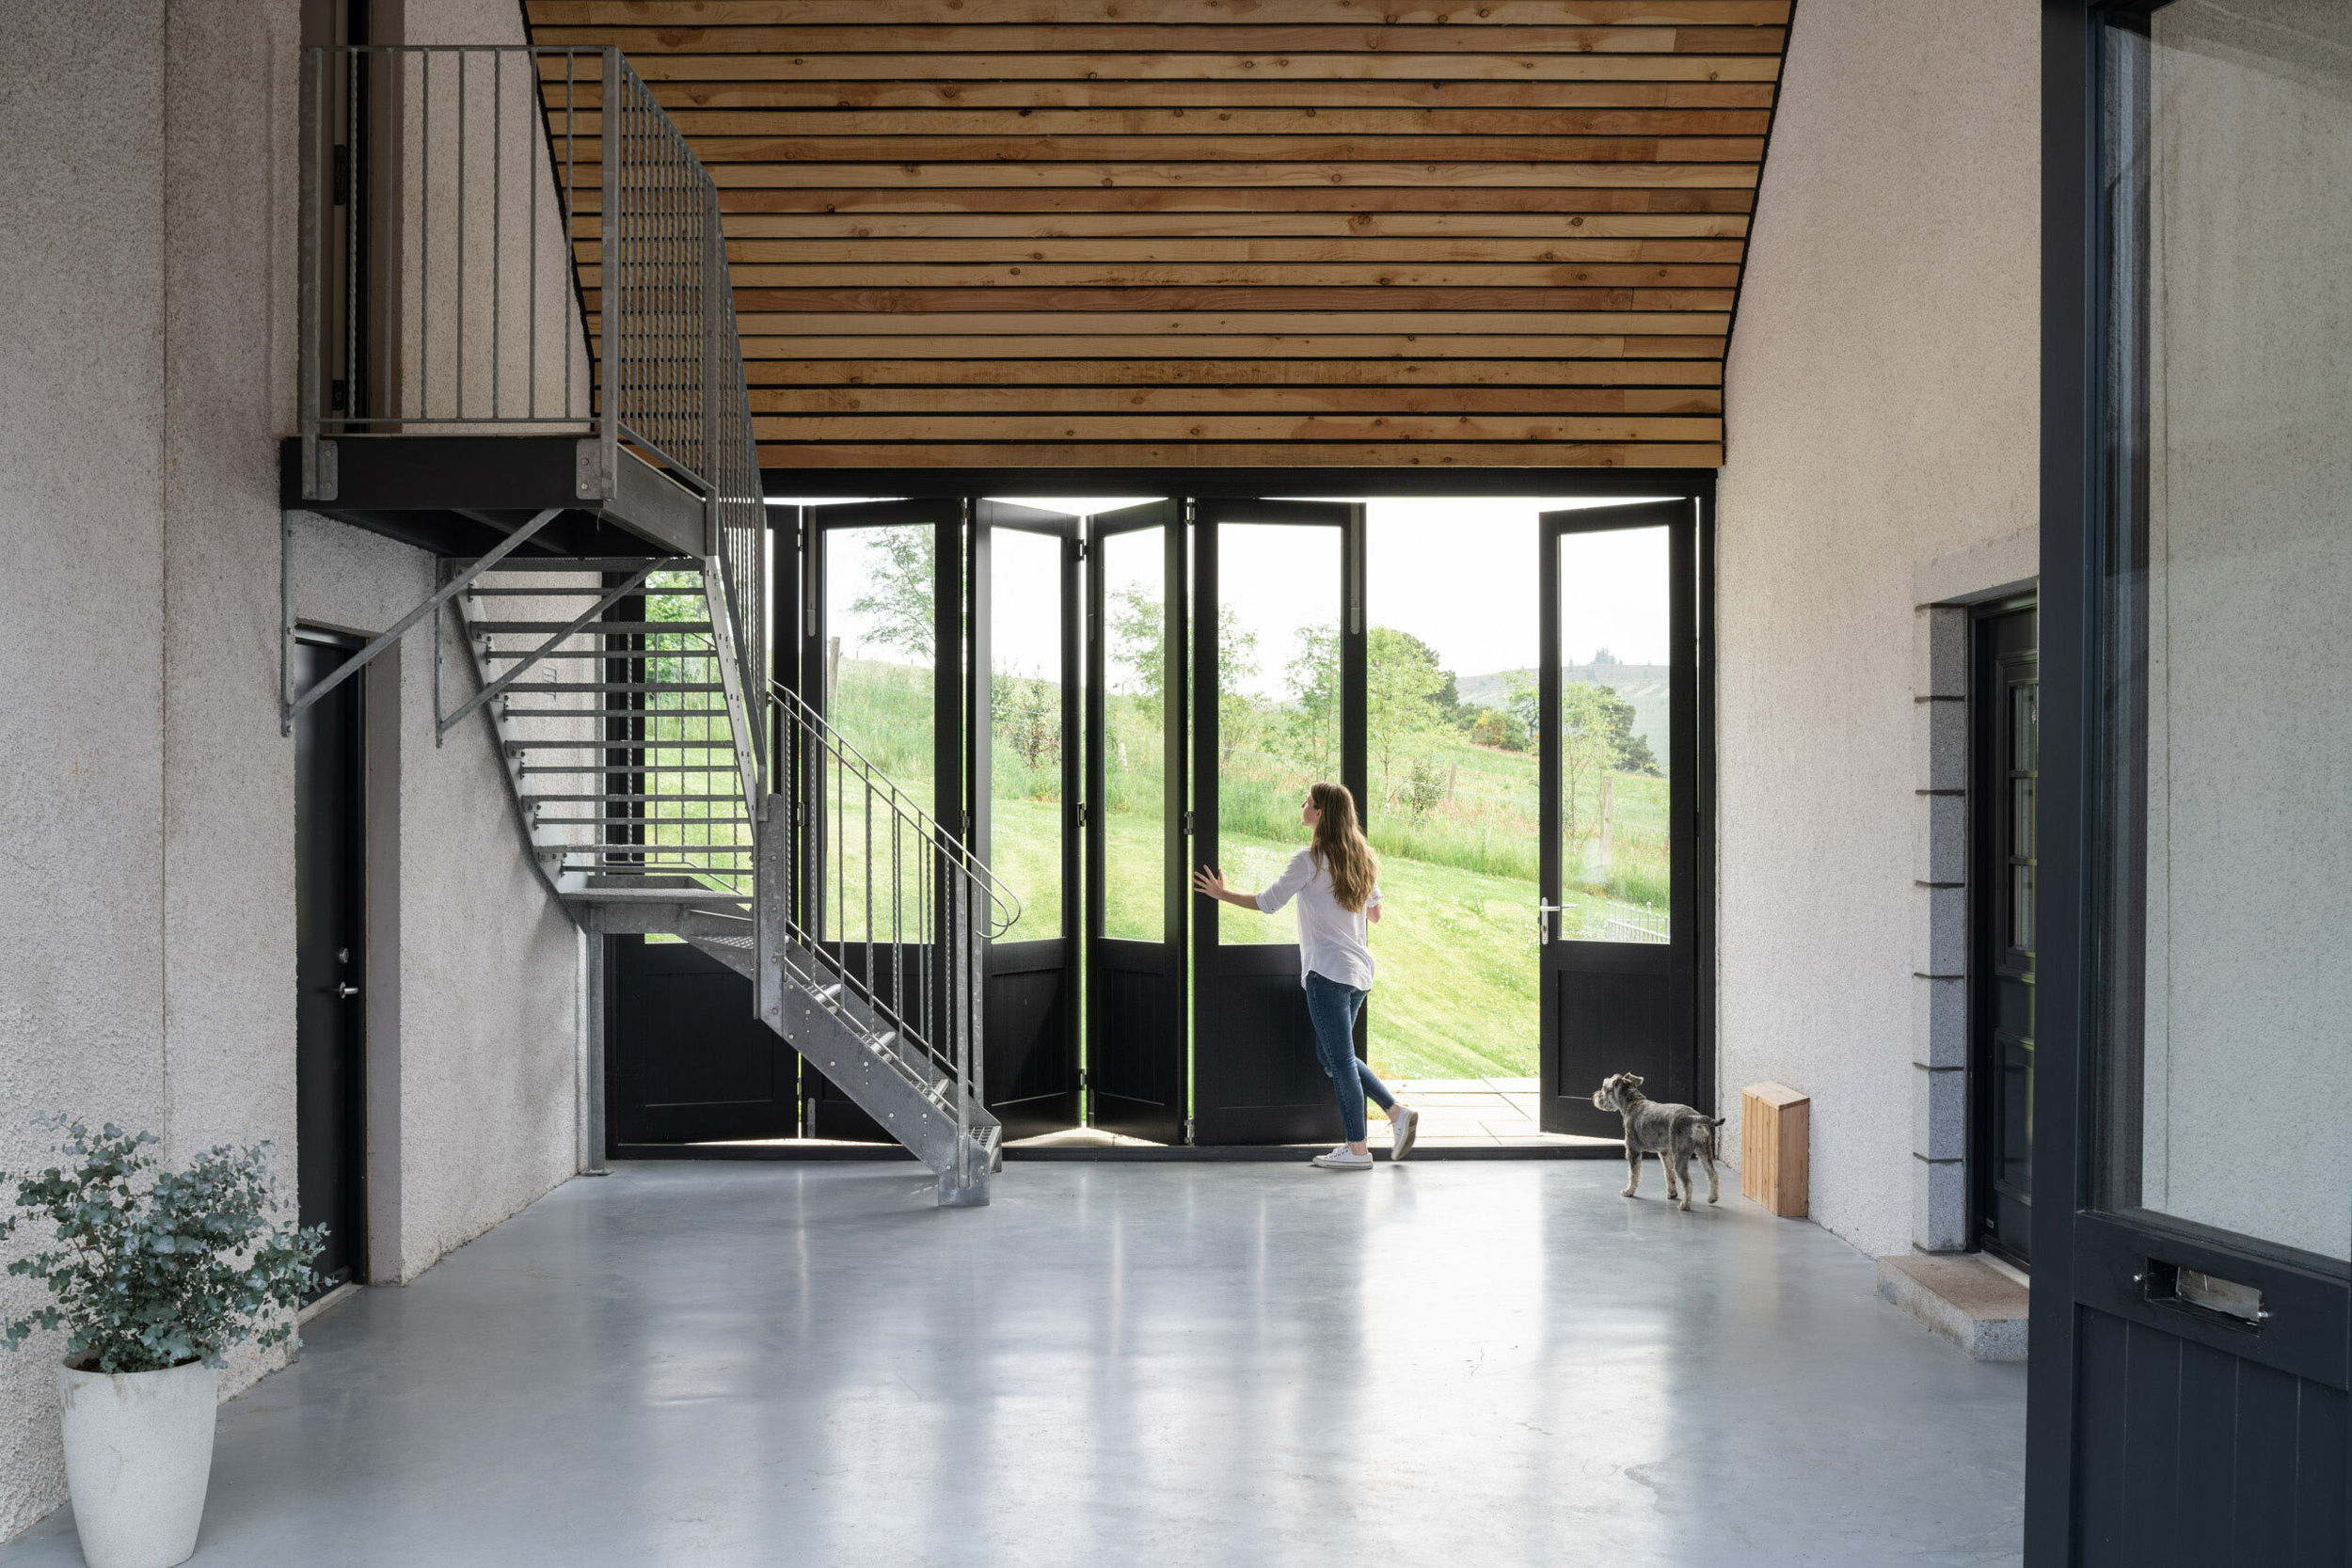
[1191,864,1229,901]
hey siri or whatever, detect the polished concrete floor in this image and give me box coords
[1,1163,2026,1567]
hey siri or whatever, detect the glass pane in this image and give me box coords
[989,528,1064,941]
[1100,527,1165,942]
[1555,525,1672,942]
[820,524,935,942]
[2097,6,2352,1259]
[1362,499,1546,1083]
[1212,524,1343,944]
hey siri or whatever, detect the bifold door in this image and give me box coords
[1538,502,1699,1134]
[971,501,1083,1140]
[798,498,964,1142]
[1084,500,1188,1143]
[1189,499,1369,1145]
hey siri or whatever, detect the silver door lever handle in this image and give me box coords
[333,983,360,999]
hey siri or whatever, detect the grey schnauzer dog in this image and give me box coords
[1592,1072,1724,1212]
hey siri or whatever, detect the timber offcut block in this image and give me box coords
[1740,1082,1809,1218]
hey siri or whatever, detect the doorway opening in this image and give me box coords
[608,483,1713,1158]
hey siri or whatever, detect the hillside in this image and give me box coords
[1455,664,1672,771]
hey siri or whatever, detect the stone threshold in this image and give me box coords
[1876,1252,2029,1362]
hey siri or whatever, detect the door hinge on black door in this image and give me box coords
[1075,801,1089,828]
[1182,810,1195,834]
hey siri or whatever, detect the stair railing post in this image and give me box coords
[592,48,620,504]
[298,47,328,501]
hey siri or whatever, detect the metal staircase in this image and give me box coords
[286,42,1007,1205]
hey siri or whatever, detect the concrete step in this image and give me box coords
[1876,1253,2029,1362]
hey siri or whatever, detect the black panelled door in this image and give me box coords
[293,635,366,1291]
[1189,499,1368,1146]
[971,500,1084,1139]
[1537,502,1700,1134]
[1973,602,2038,1265]
[1084,500,1188,1144]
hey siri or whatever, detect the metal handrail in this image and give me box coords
[769,680,1022,941]
[296,43,766,753]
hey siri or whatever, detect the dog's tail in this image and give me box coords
[1706,1116,1725,1155]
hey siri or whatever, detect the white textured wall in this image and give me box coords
[1,1,583,1543]
[1714,0,2042,1259]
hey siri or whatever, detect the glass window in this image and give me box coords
[1100,527,1166,942]
[1211,524,1343,944]
[2097,3,2352,1260]
[819,524,935,943]
[989,527,1065,942]
[1556,526,1672,943]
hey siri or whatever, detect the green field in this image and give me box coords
[838,645,1671,1083]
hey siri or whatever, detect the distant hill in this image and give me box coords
[1456,664,1670,772]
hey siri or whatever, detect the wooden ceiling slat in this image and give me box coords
[707,214,1751,237]
[754,414,1723,439]
[571,52,1785,83]
[714,239,1749,261]
[524,0,1785,468]
[752,386,1723,413]
[684,164,1761,189]
[531,3,1790,26]
[550,109,1776,135]
[571,135,1767,162]
[743,359,1725,386]
[535,74,1780,109]
[530,24,1786,55]
[596,263,1745,286]
[764,441,1730,467]
[725,334,1728,359]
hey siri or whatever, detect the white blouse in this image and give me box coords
[1255,848,1383,991]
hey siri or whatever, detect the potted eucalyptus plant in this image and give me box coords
[1,1117,322,1568]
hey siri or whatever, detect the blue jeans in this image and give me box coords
[1303,971,1394,1144]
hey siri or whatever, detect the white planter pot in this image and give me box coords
[56,1358,218,1568]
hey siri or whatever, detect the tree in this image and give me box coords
[1467,706,1528,752]
[1366,626,1447,802]
[849,527,936,661]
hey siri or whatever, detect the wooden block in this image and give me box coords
[1740,1081,1808,1218]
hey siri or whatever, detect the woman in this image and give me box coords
[1192,782,1420,1169]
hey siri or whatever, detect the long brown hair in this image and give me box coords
[1307,781,1379,912]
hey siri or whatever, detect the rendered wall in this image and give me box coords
[0,1,583,1543]
[1713,0,2041,1259]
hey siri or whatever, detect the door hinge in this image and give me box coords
[1076,539,1089,562]
[1079,1068,1091,1090]
[1182,810,1195,834]
[1184,1117,1197,1146]
[1075,801,1089,828]
[331,144,351,207]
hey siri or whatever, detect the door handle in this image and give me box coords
[1536,901,1567,942]
[333,982,360,999]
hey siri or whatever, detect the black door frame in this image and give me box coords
[1536,500,1703,1134]
[971,499,1085,1137]
[2031,5,2351,1560]
[1189,498,1369,1147]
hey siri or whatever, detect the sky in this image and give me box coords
[778,494,1678,693]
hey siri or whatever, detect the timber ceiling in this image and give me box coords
[526,1,1790,470]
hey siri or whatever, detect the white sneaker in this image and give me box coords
[1312,1144,1374,1171]
[1388,1104,1420,1163]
